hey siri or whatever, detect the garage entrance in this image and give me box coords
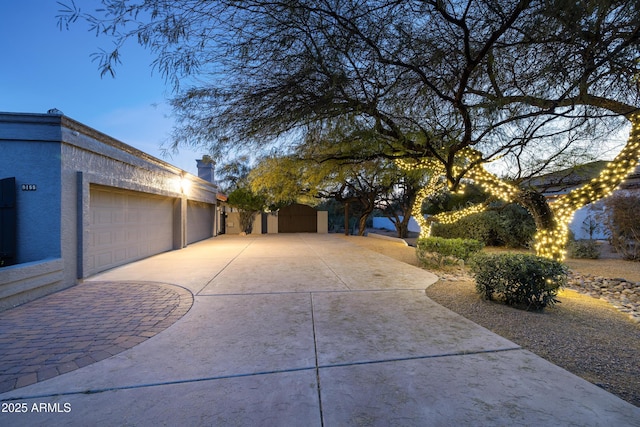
[187,200,214,244]
[87,186,174,276]
[278,203,317,233]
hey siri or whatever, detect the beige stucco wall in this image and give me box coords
[317,211,328,233]
[267,212,279,233]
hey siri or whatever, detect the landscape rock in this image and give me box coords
[567,272,640,323]
[436,270,640,323]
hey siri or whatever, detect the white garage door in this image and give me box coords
[87,186,174,275]
[187,200,213,244]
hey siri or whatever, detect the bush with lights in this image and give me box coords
[469,253,568,311]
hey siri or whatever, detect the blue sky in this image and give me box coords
[0,0,203,175]
[1,1,630,179]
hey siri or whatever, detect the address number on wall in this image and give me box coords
[21,184,37,191]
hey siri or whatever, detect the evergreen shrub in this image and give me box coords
[568,239,600,259]
[416,237,484,267]
[431,205,535,248]
[469,253,568,311]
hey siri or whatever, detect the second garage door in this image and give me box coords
[187,200,213,244]
[87,186,174,276]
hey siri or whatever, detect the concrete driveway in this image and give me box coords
[1,234,638,426]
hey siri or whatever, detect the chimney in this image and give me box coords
[196,157,216,184]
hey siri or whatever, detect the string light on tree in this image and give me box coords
[535,112,640,260]
[395,159,445,238]
[397,113,640,261]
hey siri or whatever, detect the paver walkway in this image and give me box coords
[0,282,192,393]
[0,234,638,426]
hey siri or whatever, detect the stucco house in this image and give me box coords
[0,111,224,311]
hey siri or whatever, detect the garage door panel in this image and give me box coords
[126,246,139,260]
[96,252,112,269]
[87,187,174,276]
[95,231,113,246]
[187,201,213,244]
[278,203,317,233]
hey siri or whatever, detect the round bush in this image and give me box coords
[469,253,568,311]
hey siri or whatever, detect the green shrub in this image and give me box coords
[469,253,568,311]
[568,239,600,259]
[430,205,535,248]
[416,237,484,267]
[430,211,500,245]
[497,204,537,248]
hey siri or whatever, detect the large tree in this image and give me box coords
[250,154,408,236]
[60,0,640,258]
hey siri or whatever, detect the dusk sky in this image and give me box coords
[0,0,203,175]
[1,1,630,178]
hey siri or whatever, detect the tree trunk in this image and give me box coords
[516,190,556,231]
[239,211,256,234]
[516,190,567,260]
[396,216,410,238]
[344,202,350,236]
[357,205,375,236]
[357,214,368,236]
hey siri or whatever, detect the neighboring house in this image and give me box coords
[526,161,640,240]
[0,111,225,311]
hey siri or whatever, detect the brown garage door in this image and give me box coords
[278,203,317,233]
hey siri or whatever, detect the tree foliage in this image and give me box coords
[249,153,418,236]
[60,1,640,257]
[227,187,266,234]
[603,194,640,260]
[59,0,640,164]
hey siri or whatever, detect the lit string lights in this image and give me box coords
[432,202,489,224]
[395,158,446,238]
[396,113,640,261]
[534,112,640,260]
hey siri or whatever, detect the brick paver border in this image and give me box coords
[0,281,193,393]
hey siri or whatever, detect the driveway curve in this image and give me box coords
[0,281,192,393]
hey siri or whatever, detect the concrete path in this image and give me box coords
[1,234,638,426]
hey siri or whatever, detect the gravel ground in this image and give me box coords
[343,234,640,408]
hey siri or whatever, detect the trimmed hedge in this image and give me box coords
[416,237,484,267]
[469,253,568,311]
